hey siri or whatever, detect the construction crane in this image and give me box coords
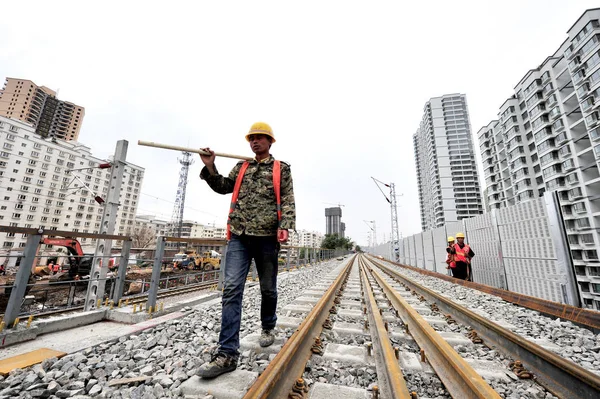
[171,151,194,238]
[371,177,402,262]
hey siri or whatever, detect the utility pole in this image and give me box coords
[372,177,402,262]
[84,140,128,311]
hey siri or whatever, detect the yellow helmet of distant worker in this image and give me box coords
[246,122,276,143]
[447,236,455,242]
[455,232,465,239]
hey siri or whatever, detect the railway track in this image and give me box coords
[365,254,600,399]
[231,254,600,398]
[237,255,501,398]
[8,278,219,323]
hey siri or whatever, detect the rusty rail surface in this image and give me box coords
[380,258,600,330]
[370,256,600,399]
[362,256,501,399]
[243,255,354,398]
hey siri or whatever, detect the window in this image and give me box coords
[562,159,575,170]
[559,145,572,157]
[567,173,579,184]
[570,187,584,199]
[556,132,568,144]
[574,202,587,213]
[581,234,595,244]
[540,152,557,166]
[585,112,599,127]
[543,164,562,178]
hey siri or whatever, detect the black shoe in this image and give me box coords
[197,352,238,378]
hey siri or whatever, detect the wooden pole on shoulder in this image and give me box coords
[137,140,253,161]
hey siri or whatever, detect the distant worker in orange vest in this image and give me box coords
[448,232,474,280]
[197,122,296,378]
[445,236,456,270]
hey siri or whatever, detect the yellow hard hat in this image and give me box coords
[246,122,276,143]
[455,232,465,238]
[447,236,455,242]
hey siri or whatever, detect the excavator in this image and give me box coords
[33,237,95,280]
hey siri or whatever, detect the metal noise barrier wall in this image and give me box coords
[396,193,580,307]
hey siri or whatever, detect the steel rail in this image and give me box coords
[243,255,355,398]
[385,257,600,330]
[8,279,219,321]
[370,256,600,399]
[362,255,501,399]
[357,257,413,398]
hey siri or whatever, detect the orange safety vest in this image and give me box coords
[453,243,471,263]
[227,160,281,240]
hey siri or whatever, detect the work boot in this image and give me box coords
[197,352,238,378]
[259,329,275,347]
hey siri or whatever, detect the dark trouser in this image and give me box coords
[218,234,279,356]
[451,262,470,280]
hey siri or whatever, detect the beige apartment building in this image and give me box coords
[0,77,85,141]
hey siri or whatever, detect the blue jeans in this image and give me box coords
[218,234,279,356]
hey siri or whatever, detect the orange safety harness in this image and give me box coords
[227,160,281,240]
[452,243,471,263]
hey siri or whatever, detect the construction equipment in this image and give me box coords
[34,238,94,280]
[172,250,221,271]
[199,251,221,271]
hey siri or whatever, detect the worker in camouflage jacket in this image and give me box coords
[197,122,296,378]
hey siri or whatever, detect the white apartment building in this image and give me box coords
[298,230,324,248]
[413,94,483,231]
[190,222,227,239]
[478,8,600,308]
[135,215,169,236]
[0,116,144,259]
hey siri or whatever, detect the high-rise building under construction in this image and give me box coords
[413,93,483,231]
[0,77,85,141]
[325,207,344,237]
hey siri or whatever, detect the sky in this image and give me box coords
[1,0,598,247]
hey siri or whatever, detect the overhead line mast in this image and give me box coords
[371,177,401,262]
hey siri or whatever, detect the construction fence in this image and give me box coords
[372,192,581,307]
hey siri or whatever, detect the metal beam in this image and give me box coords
[4,231,42,327]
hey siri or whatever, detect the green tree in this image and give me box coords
[321,234,355,250]
[355,245,362,253]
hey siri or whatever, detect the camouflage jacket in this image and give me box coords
[200,155,296,236]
